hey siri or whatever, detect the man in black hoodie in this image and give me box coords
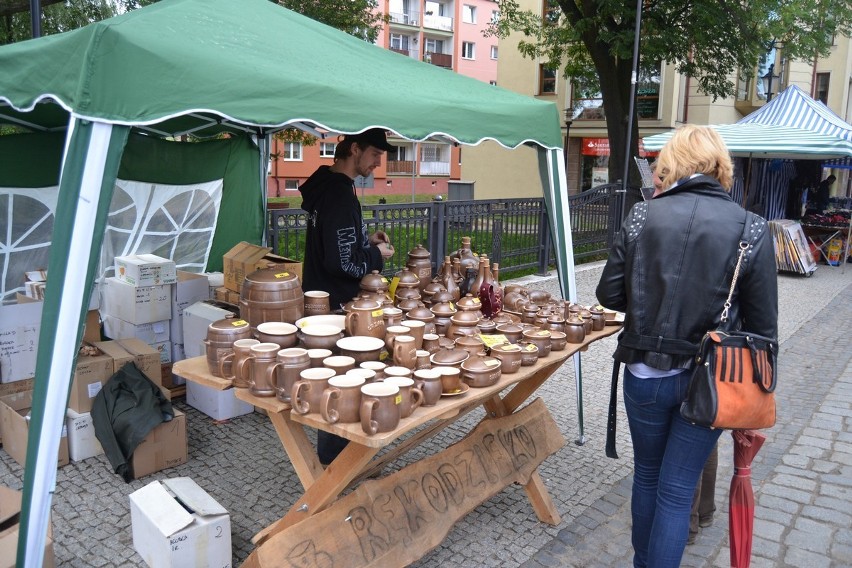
[299,128,396,464]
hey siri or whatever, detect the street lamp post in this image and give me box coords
[563,109,573,170]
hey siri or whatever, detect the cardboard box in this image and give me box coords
[130,410,187,480]
[128,477,231,568]
[115,339,163,386]
[182,301,240,359]
[185,382,253,421]
[213,286,241,305]
[103,315,170,345]
[170,342,187,363]
[65,409,104,462]
[68,352,114,414]
[101,277,172,325]
[170,271,210,345]
[92,340,135,374]
[115,254,177,287]
[0,391,68,468]
[152,341,171,365]
[222,241,302,292]
[0,486,55,568]
[0,301,41,384]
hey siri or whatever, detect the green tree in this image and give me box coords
[277,0,386,43]
[490,0,852,195]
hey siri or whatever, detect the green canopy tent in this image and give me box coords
[0,0,580,564]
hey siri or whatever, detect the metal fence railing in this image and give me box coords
[267,185,625,279]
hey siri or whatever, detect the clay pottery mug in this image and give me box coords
[323,355,356,375]
[360,382,402,435]
[360,360,386,381]
[291,367,336,415]
[346,368,376,384]
[307,348,332,368]
[303,290,331,317]
[382,376,423,419]
[383,366,413,381]
[413,368,443,406]
[245,342,283,397]
[321,374,366,424]
[219,338,259,388]
[401,319,426,349]
[271,347,310,403]
[422,333,441,354]
[345,298,385,339]
[382,307,404,328]
[436,366,462,393]
[415,349,431,370]
[490,343,523,375]
[392,335,417,369]
[384,325,411,352]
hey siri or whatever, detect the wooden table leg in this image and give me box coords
[253,440,380,546]
[266,410,323,490]
[482,391,561,525]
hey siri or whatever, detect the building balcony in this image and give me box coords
[419,161,451,176]
[387,160,415,175]
[424,52,452,68]
[389,47,418,59]
[423,13,453,32]
[389,10,420,26]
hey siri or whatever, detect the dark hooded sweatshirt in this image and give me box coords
[299,165,384,310]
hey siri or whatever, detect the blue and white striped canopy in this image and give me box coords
[642,122,852,159]
[738,85,852,142]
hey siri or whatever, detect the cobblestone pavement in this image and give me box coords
[1,263,850,567]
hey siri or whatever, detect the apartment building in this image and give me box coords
[462,0,852,197]
[268,0,499,200]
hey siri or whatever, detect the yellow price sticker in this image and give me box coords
[232,320,248,327]
[479,334,509,349]
[274,272,290,278]
[525,344,537,352]
[472,298,481,304]
[372,309,384,317]
[485,359,500,367]
[388,275,401,301]
[394,394,402,405]
[379,351,389,361]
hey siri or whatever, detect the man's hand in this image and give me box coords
[377,242,395,259]
[369,230,390,245]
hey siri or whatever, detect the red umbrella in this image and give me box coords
[730,430,766,568]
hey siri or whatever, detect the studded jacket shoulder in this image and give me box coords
[595,174,778,370]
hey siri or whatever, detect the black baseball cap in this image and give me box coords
[346,128,396,152]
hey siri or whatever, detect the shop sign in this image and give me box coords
[582,138,658,157]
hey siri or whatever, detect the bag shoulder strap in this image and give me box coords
[721,212,764,323]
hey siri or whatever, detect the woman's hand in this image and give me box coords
[369,230,390,245]
[377,242,395,259]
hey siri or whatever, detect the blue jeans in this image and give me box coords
[623,367,723,568]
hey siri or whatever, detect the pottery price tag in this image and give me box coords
[274,272,290,278]
[388,276,400,301]
[232,320,248,327]
[479,334,509,349]
[371,309,383,317]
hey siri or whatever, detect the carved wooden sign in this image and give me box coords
[245,398,565,568]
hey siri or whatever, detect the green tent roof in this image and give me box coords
[0,0,562,149]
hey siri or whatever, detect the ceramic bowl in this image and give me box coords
[294,314,345,331]
[337,335,385,364]
[299,324,345,350]
[255,321,298,348]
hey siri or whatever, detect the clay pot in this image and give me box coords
[456,294,483,312]
[460,354,502,387]
[421,281,446,307]
[589,306,607,331]
[360,270,391,295]
[528,290,551,306]
[344,298,385,339]
[406,244,433,292]
[454,335,485,356]
[204,317,253,376]
[490,343,522,374]
[476,318,498,335]
[549,331,568,352]
[406,305,437,335]
[578,309,594,335]
[396,297,424,315]
[496,323,524,344]
[239,267,304,328]
[518,341,540,365]
[337,336,385,364]
[430,345,470,368]
[522,328,552,357]
[564,316,586,344]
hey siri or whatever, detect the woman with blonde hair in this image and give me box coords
[596,125,777,567]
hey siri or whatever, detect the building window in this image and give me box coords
[283,142,302,161]
[425,38,444,55]
[491,10,499,23]
[570,61,661,119]
[490,45,498,60]
[462,5,476,23]
[489,80,497,86]
[284,179,300,191]
[815,73,830,104]
[539,65,556,95]
[390,33,411,51]
[462,42,475,60]
[320,142,336,158]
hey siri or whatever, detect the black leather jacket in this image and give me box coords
[596,175,778,371]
